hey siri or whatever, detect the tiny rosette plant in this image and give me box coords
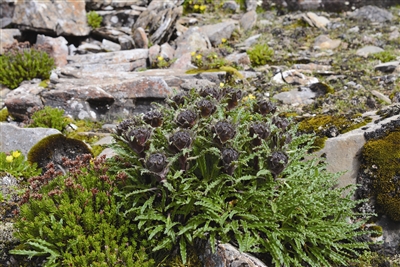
[110,87,373,266]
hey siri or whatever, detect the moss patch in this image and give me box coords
[361,130,400,222]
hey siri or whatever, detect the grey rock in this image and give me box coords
[222,1,239,12]
[0,222,18,266]
[350,5,393,23]
[77,42,103,53]
[12,0,90,36]
[36,34,69,67]
[313,34,341,50]
[245,0,258,11]
[0,29,21,55]
[273,87,316,105]
[225,52,251,67]
[371,90,391,104]
[67,49,149,72]
[169,52,195,70]
[240,10,257,31]
[272,70,319,86]
[199,242,268,267]
[86,0,147,10]
[160,43,175,61]
[376,215,400,254]
[356,45,384,57]
[0,122,61,157]
[303,12,330,29]
[132,6,182,45]
[132,27,149,49]
[236,34,261,48]
[262,0,399,12]
[99,9,141,28]
[101,39,121,52]
[118,35,135,50]
[374,61,400,73]
[200,21,237,47]
[174,26,211,58]
[149,44,161,65]
[4,82,45,121]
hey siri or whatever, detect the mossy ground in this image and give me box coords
[361,129,400,222]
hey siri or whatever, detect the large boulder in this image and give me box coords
[12,0,90,36]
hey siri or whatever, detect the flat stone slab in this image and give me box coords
[0,123,60,156]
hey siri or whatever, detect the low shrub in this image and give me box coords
[110,86,373,266]
[0,48,55,89]
[87,11,103,29]
[27,106,71,133]
[11,154,154,267]
[246,43,274,67]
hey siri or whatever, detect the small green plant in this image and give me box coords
[151,56,175,69]
[183,0,208,14]
[370,50,397,63]
[87,11,103,29]
[0,49,55,89]
[246,43,274,67]
[12,154,155,267]
[0,150,41,178]
[0,107,9,121]
[27,106,71,132]
[110,86,373,266]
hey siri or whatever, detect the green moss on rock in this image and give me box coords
[362,130,400,222]
[28,134,92,171]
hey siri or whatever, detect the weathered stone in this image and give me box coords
[102,39,121,52]
[160,43,175,61]
[245,0,258,11]
[67,49,149,72]
[240,10,257,31]
[132,27,148,48]
[98,9,141,28]
[200,21,237,47]
[118,35,135,50]
[222,1,239,12]
[36,34,69,67]
[4,82,45,121]
[225,52,251,67]
[356,45,384,57]
[272,70,319,86]
[262,0,399,12]
[174,26,212,58]
[303,12,330,29]
[313,34,341,50]
[371,90,391,104]
[149,44,161,65]
[0,122,61,156]
[0,0,15,28]
[12,0,90,36]
[375,61,400,73]
[199,242,268,267]
[0,29,21,55]
[273,87,316,105]
[169,52,195,70]
[350,5,394,23]
[132,5,182,45]
[86,0,147,9]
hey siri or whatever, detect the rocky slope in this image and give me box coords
[1,0,400,266]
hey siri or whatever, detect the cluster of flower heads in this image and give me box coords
[114,86,292,181]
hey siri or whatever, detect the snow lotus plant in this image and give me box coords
[110,86,373,266]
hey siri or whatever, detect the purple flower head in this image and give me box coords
[268,151,288,178]
[170,131,192,152]
[143,110,163,128]
[255,100,276,115]
[213,121,236,144]
[197,99,216,118]
[176,110,197,128]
